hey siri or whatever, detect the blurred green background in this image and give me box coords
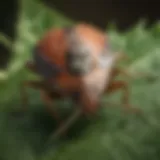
[0,0,160,160]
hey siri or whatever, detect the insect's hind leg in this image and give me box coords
[106,80,141,114]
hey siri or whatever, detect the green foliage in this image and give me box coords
[0,0,160,160]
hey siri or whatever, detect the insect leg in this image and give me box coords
[106,80,141,114]
[40,91,62,123]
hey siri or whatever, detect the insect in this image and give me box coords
[21,23,141,140]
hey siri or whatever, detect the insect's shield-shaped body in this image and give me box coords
[31,23,121,96]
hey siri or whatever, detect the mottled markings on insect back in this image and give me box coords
[64,26,94,76]
[97,36,115,69]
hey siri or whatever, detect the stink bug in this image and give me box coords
[21,23,141,139]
